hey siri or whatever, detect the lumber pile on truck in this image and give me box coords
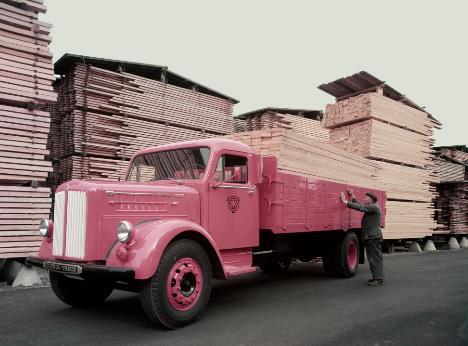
[0,0,56,258]
[319,72,441,239]
[433,146,468,234]
[228,128,380,188]
[236,108,329,143]
[48,54,238,191]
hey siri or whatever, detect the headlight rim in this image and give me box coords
[39,219,53,238]
[117,221,133,244]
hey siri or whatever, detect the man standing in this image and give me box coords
[340,188,384,286]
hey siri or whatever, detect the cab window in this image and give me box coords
[214,154,248,184]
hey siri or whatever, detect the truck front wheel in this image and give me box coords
[49,272,113,307]
[322,232,359,278]
[140,239,212,329]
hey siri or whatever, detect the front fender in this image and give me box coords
[106,219,225,280]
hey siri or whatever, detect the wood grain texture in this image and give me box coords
[0,0,55,258]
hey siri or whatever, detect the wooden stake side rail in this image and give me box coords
[0,0,55,258]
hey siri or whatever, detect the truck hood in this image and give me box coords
[53,180,200,261]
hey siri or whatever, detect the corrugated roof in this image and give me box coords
[318,71,440,124]
[236,107,323,120]
[54,53,239,103]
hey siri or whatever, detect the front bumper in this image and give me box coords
[26,256,135,281]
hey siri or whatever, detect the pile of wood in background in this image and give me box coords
[48,54,238,191]
[319,72,441,239]
[434,146,468,234]
[235,108,329,143]
[0,0,56,258]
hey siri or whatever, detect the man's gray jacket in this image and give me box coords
[346,198,383,240]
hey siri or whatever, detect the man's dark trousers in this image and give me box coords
[364,238,384,281]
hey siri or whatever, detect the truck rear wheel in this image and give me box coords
[49,272,113,307]
[322,232,359,278]
[140,239,212,329]
[259,256,291,274]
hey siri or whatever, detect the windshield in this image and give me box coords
[127,147,210,182]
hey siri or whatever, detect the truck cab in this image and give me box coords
[27,138,386,329]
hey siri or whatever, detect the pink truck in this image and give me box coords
[27,138,386,329]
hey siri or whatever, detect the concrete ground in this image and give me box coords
[1,250,467,346]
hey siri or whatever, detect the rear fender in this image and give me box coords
[106,219,226,280]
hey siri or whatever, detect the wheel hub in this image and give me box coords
[166,258,203,311]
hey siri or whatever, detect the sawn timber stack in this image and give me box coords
[319,72,440,239]
[228,128,380,188]
[49,54,238,192]
[0,0,56,258]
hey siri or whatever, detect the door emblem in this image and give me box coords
[227,195,240,213]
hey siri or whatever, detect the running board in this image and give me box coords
[220,248,256,277]
[224,265,257,277]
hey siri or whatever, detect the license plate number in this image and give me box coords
[43,261,82,275]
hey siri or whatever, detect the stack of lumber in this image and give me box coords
[0,0,56,258]
[49,60,236,192]
[433,147,468,234]
[241,111,329,143]
[228,128,379,187]
[234,117,246,132]
[435,182,468,234]
[324,92,439,239]
[435,158,465,182]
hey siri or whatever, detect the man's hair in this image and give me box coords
[366,192,378,203]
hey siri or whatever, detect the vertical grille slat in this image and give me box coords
[52,191,65,256]
[65,191,87,259]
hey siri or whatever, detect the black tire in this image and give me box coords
[140,239,212,329]
[49,272,113,307]
[322,232,360,278]
[259,256,291,274]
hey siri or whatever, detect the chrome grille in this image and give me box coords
[52,191,65,256]
[65,191,87,259]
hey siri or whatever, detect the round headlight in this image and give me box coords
[39,219,52,237]
[117,221,133,243]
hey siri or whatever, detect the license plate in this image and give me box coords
[43,261,82,275]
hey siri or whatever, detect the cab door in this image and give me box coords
[208,151,259,250]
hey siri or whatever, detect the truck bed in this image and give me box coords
[258,157,386,234]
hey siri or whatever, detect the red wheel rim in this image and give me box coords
[166,257,203,311]
[347,241,358,269]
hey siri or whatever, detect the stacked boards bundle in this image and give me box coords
[228,128,380,188]
[435,182,468,234]
[49,60,237,192]
[0,0,56,258]
[240,110,329,143]
[434,147,468,234]
[323,92,439,239]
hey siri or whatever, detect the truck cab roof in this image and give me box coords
[134,138,255,157]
